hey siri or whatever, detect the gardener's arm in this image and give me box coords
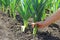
[32,8,60,28]
[43,8,60,27]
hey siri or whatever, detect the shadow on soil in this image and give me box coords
[37,31,60,40]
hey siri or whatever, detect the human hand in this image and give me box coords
[32,22,45,28]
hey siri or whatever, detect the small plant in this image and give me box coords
[10,0,17,19]
[0,0,10,12]
[0,0,5,12]
[17,0,31,32]
[0,0,17,19]
[28,0,49,36]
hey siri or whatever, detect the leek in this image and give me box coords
[0,0,10,12]
[17,0,31,32]
[10,0,16,19]
[28,0,49,36]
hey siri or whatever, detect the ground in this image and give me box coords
[0,12,60,40]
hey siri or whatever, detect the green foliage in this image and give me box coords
[10,0,17,19]
[26,0,49,36]
[0,0,10,12]
[47,0,60,12]
[0,0,18,19]
[17,0,31,32]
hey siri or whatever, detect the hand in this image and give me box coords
[32,22,45,28]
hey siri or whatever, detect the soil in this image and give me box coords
[0,12,60,40]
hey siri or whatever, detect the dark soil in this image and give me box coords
[0,12,60,40]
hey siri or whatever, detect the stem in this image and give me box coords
[33,25,38,37]
[10,10,12,17]
[32,17,38,37]
[24,19,28,28]
[21,19,28,32]
[13,12,16,19]
[2,4,4,12]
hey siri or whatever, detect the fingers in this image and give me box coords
[31,23,36,28]
[31,22,45,28]
[31,22,41,28]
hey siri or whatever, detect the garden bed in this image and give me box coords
[0,12,60,40]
